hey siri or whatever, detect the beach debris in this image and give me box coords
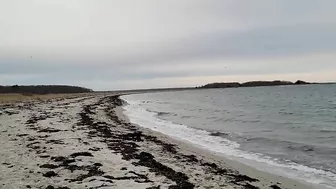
[70,151,93,158]
[37,128,62,133]
[270,185,282,189]
[40,164,59,169]
[43,171,58,177]
[146,186,161,189]
[45,186,70,189]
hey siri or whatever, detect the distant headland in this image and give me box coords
[0,85,93,94]
[196,80,315,89]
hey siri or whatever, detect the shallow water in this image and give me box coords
[121,84,336,189]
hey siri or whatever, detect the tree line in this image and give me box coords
[0,85,93,94]
[197,80,310,89]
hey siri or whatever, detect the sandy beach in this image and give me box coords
[0,94,317,189]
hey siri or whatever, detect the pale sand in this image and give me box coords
[0,94,322,189]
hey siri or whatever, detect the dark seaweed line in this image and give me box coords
[37,95,282,189]
[108,95,284,189]
[76,96,194,189]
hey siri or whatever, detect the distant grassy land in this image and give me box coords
[0,85,92,94]
[0,85,93,104]
[197,80,311,89]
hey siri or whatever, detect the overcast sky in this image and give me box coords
[1,0,336,90]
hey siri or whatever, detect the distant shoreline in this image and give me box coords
[0,85,92,94]
[196,80,336,89]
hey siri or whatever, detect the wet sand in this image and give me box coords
[0,94,317,188]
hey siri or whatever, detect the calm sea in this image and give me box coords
[121,84,336,189]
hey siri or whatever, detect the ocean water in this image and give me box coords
[121,84,336,189]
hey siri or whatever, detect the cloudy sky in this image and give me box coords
[1,0,336,90]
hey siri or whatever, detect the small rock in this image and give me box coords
[40,164,59,169]
[70,152,93,158]
[146,186,160,189]
[43,171,57,177]
[51,156,67,162]
[270,185,282,189]
[89,147,100,151]
[40,155,50,158]
[94,163,103,167]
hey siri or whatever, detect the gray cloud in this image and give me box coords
[1,0,336,90]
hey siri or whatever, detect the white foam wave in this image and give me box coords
[121,97,336,189]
